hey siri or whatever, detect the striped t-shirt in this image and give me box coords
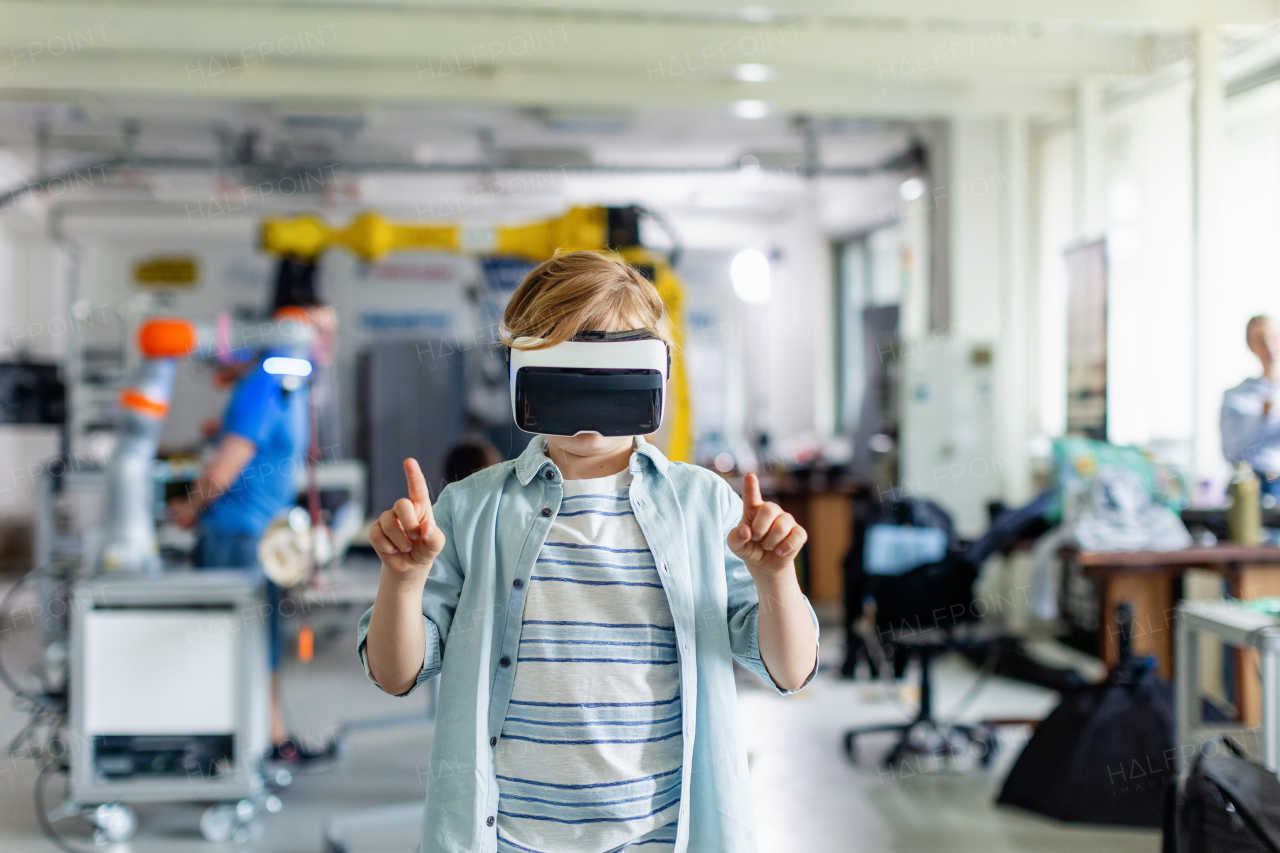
[495,468,682,853]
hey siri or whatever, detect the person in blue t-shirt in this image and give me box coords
[168,346,311,758]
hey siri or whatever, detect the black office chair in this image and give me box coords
[843,616,1002,769]
[840,505,1003,769]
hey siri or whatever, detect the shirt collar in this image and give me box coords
[513,434,671,486]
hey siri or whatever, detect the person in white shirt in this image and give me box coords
[1221,314,1280,497]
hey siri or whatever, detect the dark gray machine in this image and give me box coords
[358,341,466,513]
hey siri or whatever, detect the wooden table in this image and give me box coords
[1067,544,1280,725]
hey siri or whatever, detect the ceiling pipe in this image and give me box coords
[0,149,910,211]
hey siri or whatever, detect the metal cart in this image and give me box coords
[68,571,276,842]
[1175,599,1280,774]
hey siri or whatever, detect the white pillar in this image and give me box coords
[1074,78,1107,241]
[1191,26,1224,485]
[806,182,837,441]
[1000,116,1033,504]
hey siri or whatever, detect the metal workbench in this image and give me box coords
[1175,599,1280,774]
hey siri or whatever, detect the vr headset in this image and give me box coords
[508,330,670,436]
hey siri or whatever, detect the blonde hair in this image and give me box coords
[500,251,667,350]
[1248,314,1271,344]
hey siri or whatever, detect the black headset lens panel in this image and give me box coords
[515,367,663,436]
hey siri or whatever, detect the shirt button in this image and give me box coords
[486,816,495,827]
[513,578,523,590]
[500,656,511,667]
[490,736,497,747]
[541,507,552,517]
[545,470,554,480]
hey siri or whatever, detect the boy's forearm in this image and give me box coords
[752,568,817,692]
[365,566,431,696]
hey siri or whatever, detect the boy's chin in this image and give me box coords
[549,432,632,455]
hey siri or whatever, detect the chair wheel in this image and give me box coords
[844,732,857,761]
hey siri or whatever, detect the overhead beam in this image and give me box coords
[18,0,1271,31]
[0,1,1191,118]
[0,55,1076,118]
[0,2,1178,76]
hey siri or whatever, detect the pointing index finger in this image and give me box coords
[741,472,763,522]
[403,458,434,522]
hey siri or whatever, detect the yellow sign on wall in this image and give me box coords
[134,256,199,287]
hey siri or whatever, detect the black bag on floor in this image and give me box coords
[1163,739,1280,853]
[996,656,1175,827]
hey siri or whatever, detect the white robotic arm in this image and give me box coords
[99,313,315,573]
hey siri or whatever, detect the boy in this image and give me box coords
[359,252,818,852]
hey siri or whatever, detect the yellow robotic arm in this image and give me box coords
[260,207,694,462]
[260,206,613,264]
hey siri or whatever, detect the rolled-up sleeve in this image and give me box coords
[356,485,464,697]
[719,483,819,695]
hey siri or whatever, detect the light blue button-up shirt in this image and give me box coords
[357,435,818,853]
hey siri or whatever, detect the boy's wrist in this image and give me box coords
[378,562,433,594]
[748,563,801,597]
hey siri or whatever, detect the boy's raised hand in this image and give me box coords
[370,458,447,575]
[727,473,808,576]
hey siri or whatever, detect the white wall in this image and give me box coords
[0,186,65,519]
[1103,83,1195,461]
[950,119,1005,342]
[1033,129,1075,440]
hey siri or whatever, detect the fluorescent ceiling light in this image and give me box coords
[899,177,925,201]
[732,63,773,82]
[731,249,772,303]
[263,356,313,377]
[740,6,773,22]
[733,100,768,119]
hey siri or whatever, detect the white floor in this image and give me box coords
[741,651,1157,853]
[0,612,1161,853]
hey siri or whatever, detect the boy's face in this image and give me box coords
[542,317,645,460]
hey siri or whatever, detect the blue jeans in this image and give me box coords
[1258,470,1280,501]
[193,527,283,671]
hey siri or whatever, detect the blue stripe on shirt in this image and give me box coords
[534,558,655,571]
[504,713,682,728]
[501,781,681,810]
[542,542,651,554]
[521,620,674,631]
[517,656,678,665]
[558,509,634,517]
[502,730,683,746]
[496,767,681,790]
[519,638,676,649]
[530,576,664,589]
[499,798,681,825]
[507,697,680,709]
